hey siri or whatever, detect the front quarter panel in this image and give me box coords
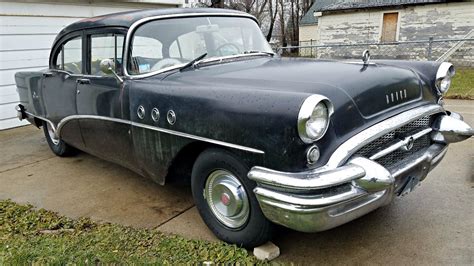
[129,75,313,182]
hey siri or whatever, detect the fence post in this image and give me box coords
[427,37,433,60]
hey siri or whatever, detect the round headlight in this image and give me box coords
[298,95,334,143]
[435,62,455,95]
[438,75,451,93]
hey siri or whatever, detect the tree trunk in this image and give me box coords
[266,0,278,42]
[278,0,287,47]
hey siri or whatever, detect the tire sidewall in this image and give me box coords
[42,121,71,156]
[191,148,272,247]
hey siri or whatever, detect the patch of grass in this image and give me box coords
[0,200,260,264]
[446,67,474,99]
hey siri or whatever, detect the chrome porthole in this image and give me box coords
[137,105,145,119]
[204,170,250,229]
[151,108,160,122]
[46,123,59,145]
[167,110,176,125]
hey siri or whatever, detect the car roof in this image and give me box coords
[56,8,252,40]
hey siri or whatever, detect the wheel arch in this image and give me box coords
[164,141,264,185]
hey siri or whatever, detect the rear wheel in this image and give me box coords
[191,148,274,248]
[42,121,77,157]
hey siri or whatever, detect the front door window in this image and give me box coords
[90,34,124,76]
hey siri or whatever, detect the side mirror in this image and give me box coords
[99,59,123,84]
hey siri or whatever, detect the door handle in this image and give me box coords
[76,78,90,85]
[43,72,53,77]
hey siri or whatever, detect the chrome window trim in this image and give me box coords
[326,104,445,169]
[122,12,260,79]
[26,113,264,154]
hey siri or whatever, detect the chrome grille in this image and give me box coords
[354,115,433,168]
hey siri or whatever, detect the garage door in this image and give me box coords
[0,2,158,130]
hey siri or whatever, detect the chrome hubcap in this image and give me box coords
[204,170,250,229]
[46,123,59,145]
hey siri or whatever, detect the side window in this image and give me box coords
[129,36,163,74]
[55,36,82,74]
[90,34,124,76]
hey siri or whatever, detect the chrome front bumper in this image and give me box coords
[248,106,473,233]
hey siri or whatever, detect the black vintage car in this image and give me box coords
[15,8,473,247]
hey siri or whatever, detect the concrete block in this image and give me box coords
[253,241,280,261]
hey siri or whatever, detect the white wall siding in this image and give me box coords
[0,0,180,130]
[299,24,318,43]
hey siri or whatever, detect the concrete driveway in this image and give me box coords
[0,99,472,264]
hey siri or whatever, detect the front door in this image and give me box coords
[76,31,136,170]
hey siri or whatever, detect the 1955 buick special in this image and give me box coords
[15,8,473,247]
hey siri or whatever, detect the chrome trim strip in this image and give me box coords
[56,115,129,136]
[326,104,444,168]
[123,12,258,79]
[25,114,264,154]
[369,127,433,160]
[24,111,56,130]
[130,121,264,154]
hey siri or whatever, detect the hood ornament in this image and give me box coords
[362,50,371,65]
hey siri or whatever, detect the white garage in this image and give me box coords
[0,0,182,130]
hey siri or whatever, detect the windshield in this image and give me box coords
[128,16,273,75]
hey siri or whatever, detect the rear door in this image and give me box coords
[42,33,85,149]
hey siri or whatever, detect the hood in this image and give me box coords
[167,57,424,118]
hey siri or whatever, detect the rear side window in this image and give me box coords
[55,36,82,74]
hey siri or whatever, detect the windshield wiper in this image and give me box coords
[179,53,208,72]
[243,50,275,57]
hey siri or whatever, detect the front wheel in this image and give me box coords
[42,121,77,157]
[191,148,274,248]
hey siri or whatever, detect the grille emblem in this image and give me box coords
[401,136,415,151]
[386,89,408,104]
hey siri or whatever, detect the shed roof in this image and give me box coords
[301,0,450,25]
[318,0,448,12]
[300,0,334,26]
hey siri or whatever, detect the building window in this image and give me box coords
[381,12,399,42]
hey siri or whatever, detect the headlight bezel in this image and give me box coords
[297,95,334,143]
[435,62,455,95]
